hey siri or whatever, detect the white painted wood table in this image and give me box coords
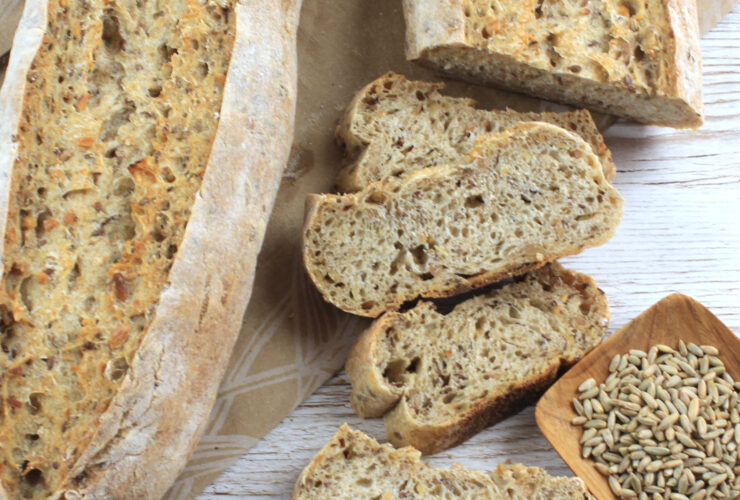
[199,6,740,499]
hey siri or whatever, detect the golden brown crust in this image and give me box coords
[0,1,301,498]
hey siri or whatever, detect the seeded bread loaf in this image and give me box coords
[0,1,300,497]
[303,121,623,317]
[345,262,608,455]
[336,73,616,192]
[292,424,595,499]
[403,0,703,128]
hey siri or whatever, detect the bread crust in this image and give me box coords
[0,1,301,498]
[402,0,703,128]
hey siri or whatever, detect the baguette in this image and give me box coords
[345,263,608,454]
[292,424,594,499]
[303,122,623,317]
[336,72,616,192]
[0,1,300,497]
[402,0,703,128]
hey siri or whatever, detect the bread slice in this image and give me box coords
[345,262,608,454]
[303,121,623,317]
[336,72,616,192]
[402,0,703,128]
[292,424,594,499]
[0,0,301,497]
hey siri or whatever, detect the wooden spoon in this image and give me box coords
[536,293,740,500]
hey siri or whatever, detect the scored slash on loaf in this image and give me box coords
[303,121,623,317]
[345,262,609,455]
[402,0,703,128]
[335,72,616,192]
[292,424,595,499]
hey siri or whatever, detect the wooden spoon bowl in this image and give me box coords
[536,294,740,500]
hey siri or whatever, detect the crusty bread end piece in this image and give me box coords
[292,424,594,499]
[402,0,703,128]
[303,121,623,317]
[346,262,608,454]
[336,72,616,192]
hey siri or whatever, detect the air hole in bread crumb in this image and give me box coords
[508,306,520,319]
[465,195,485,208]
[19,278,33,312]
[411,245,427,266]
[634,45,646,62]
[357,477,372,487]
[366,192,386,204]
[67,261,81,288]
[102,12,124,53]
[579,298,594,316]
[158,43,178,63]
[109,357,128,381]
[22,468,43,486]
[28,393,43,415]
[199,63,209,78]
[166,244,178,259]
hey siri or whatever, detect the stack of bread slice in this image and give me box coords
[302,73,623,453]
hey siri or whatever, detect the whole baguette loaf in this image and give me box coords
[345,262,608,455]
[292,424,594,499]
[0,1,300,498]
[336,72,616,192]
[303,122,623,317]
[402,0,703,128]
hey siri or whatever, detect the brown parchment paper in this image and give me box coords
[0,1,736,498]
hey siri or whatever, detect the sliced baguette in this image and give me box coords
[402,0,703,128]
[292,424,594,499]
[345,262,608,454]
[303,122,623,317]
[336,72,616,192]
